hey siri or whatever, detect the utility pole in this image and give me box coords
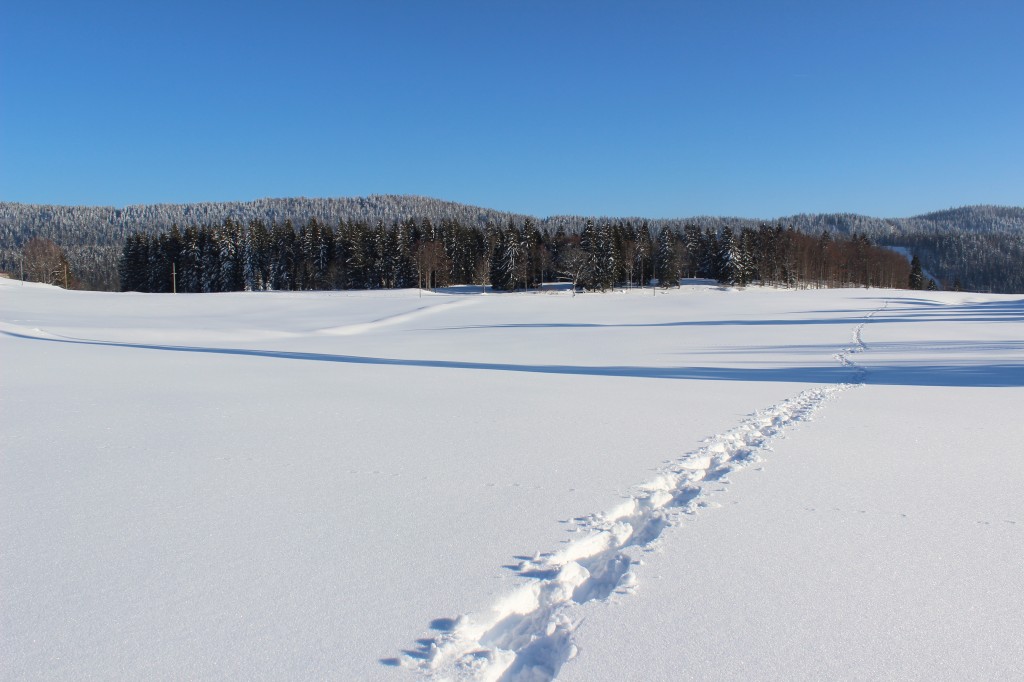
[64,263,68,289]
[21,256,24,285]
[172,261,177,294]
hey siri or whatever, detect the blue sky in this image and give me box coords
[2,1,1021,218]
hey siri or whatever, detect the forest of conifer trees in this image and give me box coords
[118,217,911,293]
[6,199,1022,292]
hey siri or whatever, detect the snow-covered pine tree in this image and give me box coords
[717,227,735,284]
[218,219,245,292]
[731,228,758,286]
[392,221,416,288]
[655,226,680,288]
[180,226,202,293]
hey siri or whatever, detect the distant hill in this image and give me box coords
[0,196,529,290]
[780,207,1024,292]
[1,196,1022,292]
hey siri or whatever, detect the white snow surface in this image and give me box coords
[2,279,1023,680]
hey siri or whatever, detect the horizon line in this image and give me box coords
[1,194,1020,223]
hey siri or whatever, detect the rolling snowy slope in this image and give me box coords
[1,279,1022,680]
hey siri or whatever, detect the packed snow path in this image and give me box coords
[401,303,886,681]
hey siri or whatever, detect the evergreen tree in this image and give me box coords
[699,228,719,280]
[717,228,735,284]
[218,219,245,292]
[369,221,391,288]
[245,220,271,291]
[392,221,416,288]
[634,224,653,287]
[488,227,519,291]
[270,222,296,290]
[180,226,203,293]
[655,226,679,287]
[339,220,371,289]
[682,224,703,278]
[118,233,148,291]
[297,218,334,290]
[817,231,833,287]
[909,254,924,290]
[732,228,758,286]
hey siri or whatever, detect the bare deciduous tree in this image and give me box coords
[23,237,73,287]
[558,245,593,295]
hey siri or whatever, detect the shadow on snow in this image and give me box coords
[5,330,1024,388]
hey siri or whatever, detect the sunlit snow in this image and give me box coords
[2,278,1022,680]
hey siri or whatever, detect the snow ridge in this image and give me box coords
[402,304,882,682]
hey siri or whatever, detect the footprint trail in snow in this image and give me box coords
[400,301,886,682]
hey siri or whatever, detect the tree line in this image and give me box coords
[118,217,911,293]
[6,198,1022,292]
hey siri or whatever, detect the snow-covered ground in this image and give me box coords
[2,278,1022,680]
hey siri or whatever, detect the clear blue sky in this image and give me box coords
[2,1,1021,218]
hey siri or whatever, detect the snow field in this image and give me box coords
[2,279,1022,680]
[406,297,884,681]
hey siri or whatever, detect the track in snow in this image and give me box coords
[398,301,885,682]
[315,298,477,336]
